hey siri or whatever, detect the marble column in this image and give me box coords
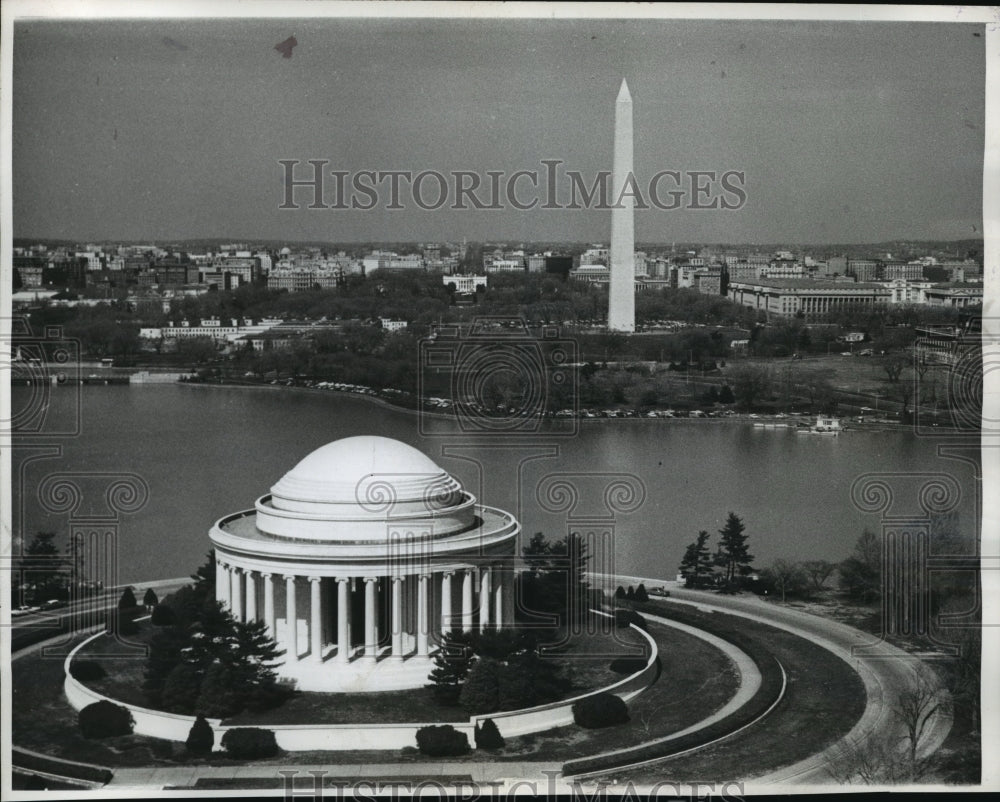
[284,574,298,663]
[336,577,350,663]
[262,572,275,637]
[440,571,453,636]
[417,573,430,657]
[462,568,474,632]
[309,576,322,662]
[364,577,378,660]
[230,566,243,622]
[503,567,516,627]
[245,570,257,622]
[391,576,403,659]
[479,566,491,632]
[493,565,503,631]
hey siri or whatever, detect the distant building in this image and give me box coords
[727,279,891,321]
[923,283,983,308]
[379,318,408,333]
[446,274,488,294]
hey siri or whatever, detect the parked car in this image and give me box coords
[11,605,36,617]
[37,599,66,611]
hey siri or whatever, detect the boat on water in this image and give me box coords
[797,414,842,435]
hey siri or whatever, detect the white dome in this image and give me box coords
[270,436,460,507]
[255,437,471,541]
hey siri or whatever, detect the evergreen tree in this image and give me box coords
[161,662,202,714]
[118,586,138,609]
[459,657,501,715]
[714,512,754,584]
[186,714,214,756]
[196,662,241,718]
[634,583,649,602]
[143,588,159,609]
[679,530,714,581]
[475,718,505,750]
[427,630,475,705]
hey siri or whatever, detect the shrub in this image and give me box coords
[106,609,139,636]
[572,692,630,729]
[609,656,648,675]
[78,700,135,738]
[400,746,419,756]
[220,727,279,759]
[150,739,174,759]
[615,585,627,598]
[143,588,159,608]
[185,714,214,756]
[625,586,636,600]
[475,718,505,750]
[415,725,470,757]
[118,587,138,609]
[151,604,176,626]
[70,660,107,682]
[634,583,649,602]
[613,609,647,631]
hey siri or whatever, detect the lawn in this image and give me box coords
[13,615,744,768]
[76,620,650,726]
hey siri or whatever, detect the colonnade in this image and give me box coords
[215,560,514,664]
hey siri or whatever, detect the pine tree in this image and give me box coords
[427,630,475,705]
[196,662,241,718]
[714,512,754,585]
[143,588,159,609]
[459,657,501,715]
[679,530,714,581]
[161,662,203,714]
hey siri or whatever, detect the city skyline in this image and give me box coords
[12,18,985,245]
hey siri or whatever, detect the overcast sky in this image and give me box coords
[12,18,985,245]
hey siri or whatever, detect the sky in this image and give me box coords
[11,17,986,245]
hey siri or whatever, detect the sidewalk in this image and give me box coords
[107,761,565,789]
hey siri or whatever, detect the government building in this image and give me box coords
[208,436,519,692]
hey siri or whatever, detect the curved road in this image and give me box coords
[591,575,953,786]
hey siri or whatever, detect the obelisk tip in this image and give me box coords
[617,78,631,102]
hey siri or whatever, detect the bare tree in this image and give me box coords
[762,559,807,602]
[801,559,836,591]
[881,353,908,383]
[894,678,950,767]
[824,737,925,785]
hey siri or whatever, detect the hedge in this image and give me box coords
[220,728,279,759]
[78,700,134,739]
[415,725,470,757]
[562,601,786,776]
[572,692,630,728]
[69,660,107,682]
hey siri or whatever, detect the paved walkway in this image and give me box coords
[107,762,565,789]
[590,574,954,786]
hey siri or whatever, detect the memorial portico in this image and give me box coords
[209,436,519,692]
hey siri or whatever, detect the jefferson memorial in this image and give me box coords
[208,436,519,692]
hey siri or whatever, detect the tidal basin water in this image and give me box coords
[12,383,981,585]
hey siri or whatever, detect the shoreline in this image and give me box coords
[142,379,975,435]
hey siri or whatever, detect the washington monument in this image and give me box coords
[608,78,635,333]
